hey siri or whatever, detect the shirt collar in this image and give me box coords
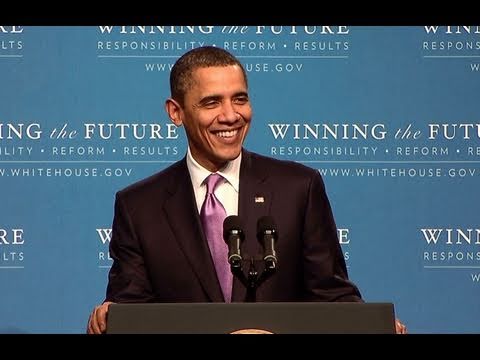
[186,147,241,192]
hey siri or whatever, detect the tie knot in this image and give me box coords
[204,173,224,194]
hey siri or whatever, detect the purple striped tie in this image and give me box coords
[200,173,232,302]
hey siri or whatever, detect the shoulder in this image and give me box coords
[115,159,185,203]
[245,151,328,205]
[247,150,320,181]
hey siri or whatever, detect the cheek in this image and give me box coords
[195,113,216,129]
[185,118,207,135]
[242,108,253,122]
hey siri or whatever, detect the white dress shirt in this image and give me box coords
[186,147,241,217]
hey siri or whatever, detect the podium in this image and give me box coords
[106,302,395,334]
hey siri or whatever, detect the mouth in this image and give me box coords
[213,129,239,139]
[210,128,244,145]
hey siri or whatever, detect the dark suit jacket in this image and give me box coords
[105,149,362,303]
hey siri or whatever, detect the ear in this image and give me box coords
[165,98,183,127]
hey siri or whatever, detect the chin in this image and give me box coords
[214,143,240,157]
[224,148,242,161]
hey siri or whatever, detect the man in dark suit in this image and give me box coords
[87,46,405,334]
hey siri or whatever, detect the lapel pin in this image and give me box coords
[254,196,265,203]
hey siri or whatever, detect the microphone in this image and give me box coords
[223,215,244,268]
[256,216,278,270]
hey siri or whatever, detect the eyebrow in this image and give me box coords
[198,91,249,105]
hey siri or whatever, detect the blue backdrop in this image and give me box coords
[1,25,479,333]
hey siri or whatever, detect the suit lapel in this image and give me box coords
[163,160,224,302]
[233,150,272,302]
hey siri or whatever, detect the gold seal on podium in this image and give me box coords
[229,328,273,334]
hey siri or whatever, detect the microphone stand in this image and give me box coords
[230,257,276,302]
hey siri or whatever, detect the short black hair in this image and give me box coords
[170,46,248,104]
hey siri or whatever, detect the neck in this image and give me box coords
[203,160,227,173]
[190,152,227,173]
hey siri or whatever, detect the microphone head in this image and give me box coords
[256,216,278,239]
[257,216,278,269]
[223,215,244,242]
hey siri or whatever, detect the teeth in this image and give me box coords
[215,130,238,138]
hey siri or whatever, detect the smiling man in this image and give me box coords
[87,46,406,334]
[165,56,251,172]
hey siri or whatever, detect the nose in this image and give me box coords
[217,101,240,124]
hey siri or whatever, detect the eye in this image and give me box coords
[203,100,220,109]
[233,96,249,105]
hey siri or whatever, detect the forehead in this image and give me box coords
[188,65,247,94]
